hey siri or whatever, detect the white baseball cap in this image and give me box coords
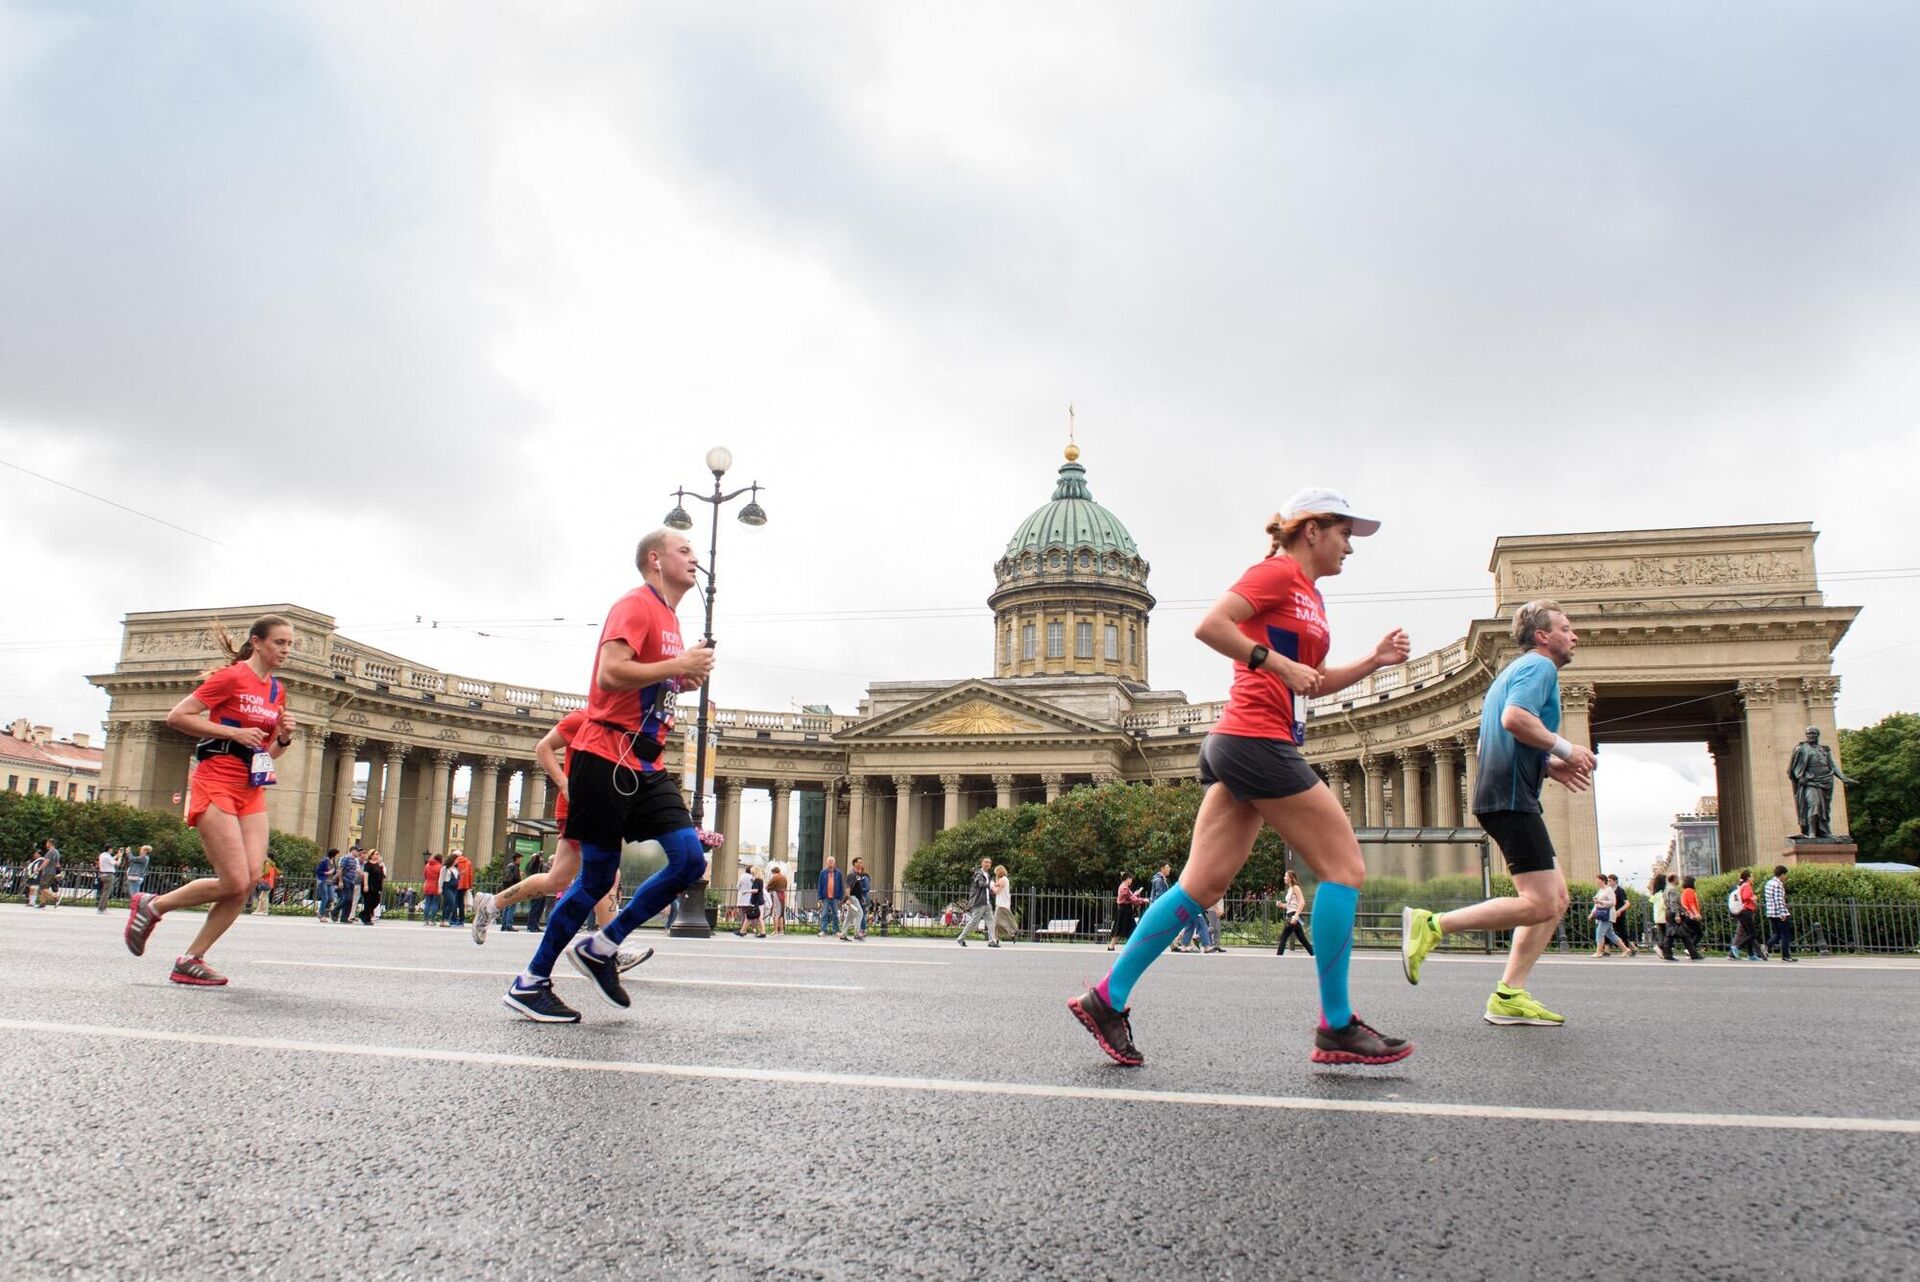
[1280,487,1381,537]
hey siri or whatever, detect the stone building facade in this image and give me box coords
[89,448,1858,891]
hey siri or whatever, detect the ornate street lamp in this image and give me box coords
[662,446,766,937]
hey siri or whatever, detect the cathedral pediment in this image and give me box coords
[839,681,1121,742]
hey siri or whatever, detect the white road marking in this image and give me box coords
[254,960,861,992]
[3,1017,1915,1137]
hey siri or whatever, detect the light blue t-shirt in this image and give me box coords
[1472,652,1562,816]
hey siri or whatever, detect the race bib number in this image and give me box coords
[250,751,278,788]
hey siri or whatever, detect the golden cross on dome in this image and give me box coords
[1066,404,1080,462]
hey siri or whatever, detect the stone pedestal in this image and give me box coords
[1783,838,1857,867]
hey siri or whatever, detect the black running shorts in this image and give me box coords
[563,748,694,853]
[1474,809,1557,876]
[1197,732,1322,802]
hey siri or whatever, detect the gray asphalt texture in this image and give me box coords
[2,904,1916,1282]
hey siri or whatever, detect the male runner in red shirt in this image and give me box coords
[502,528,715,1023]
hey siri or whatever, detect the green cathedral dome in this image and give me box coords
[1003,447,1140,558]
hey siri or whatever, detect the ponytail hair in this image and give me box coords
[206,613,292,676]
[1266,510,1342,556]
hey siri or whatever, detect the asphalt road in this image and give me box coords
[2,904,1916,1281]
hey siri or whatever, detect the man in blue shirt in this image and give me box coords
[1400,599,1597,1027]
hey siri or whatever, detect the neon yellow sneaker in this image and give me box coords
[1484,987,1565,1026]
[1400,907,1442,984]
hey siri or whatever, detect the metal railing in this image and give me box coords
[9,864,1918,954]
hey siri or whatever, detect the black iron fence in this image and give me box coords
[10,863,1920,955]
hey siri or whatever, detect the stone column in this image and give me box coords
[427,749,456,856]
[1363,756,1386,829]
[1042,772,1064,803]
[377,743,408,861]
[1804,676,1850,835]
[722,780,745,881]
[522,770,550,827]
[1558,682,1602,882]
[1738,678,1791,865]
[327,735,363,853]
[361,746,386,848]
[1323,760,1350,825]
[468,757,503,870]
[993,773,1015,809]
[1396,751,1425,828]
[293,725,327,841]
[1430,743,1460,828]
[494,768,518,852]
[770,779,793,866]
[1458,731,1479,818]
[820,780,840,868]
[1429,742,1465,875]
[891,774,915,894]
[846,777,868,867]
[941,774,963,831]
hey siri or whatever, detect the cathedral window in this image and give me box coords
[1076,622,1093,658]
[1046,621,1064,659]
[1022,624,1036,660]
[1104,624,1119,661]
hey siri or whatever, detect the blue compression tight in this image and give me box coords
[1098,884,1203,1009]
[525,828,707,978]
[1310,881,1359,1029]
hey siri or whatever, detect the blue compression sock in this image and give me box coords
[1099,884,1202,1010]
[599,827,707,946]
[1311,882,1359,1029]
[526,842,620,978]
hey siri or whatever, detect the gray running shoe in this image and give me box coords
[615,945,655,973]
[471,893,494,946]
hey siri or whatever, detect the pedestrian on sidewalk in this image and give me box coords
[955,857,994,946]
[842,858,871,941]
[334,847,361,925]
[97,845,118,912]
[1589,877,1626,957]
[1764,865,1795,962]
[315,849,337,922]
[1276,870,1313,956]
[422,853,443,926]
[991,865,1015,947]
[1729,870,1763,960]
[126,845,151,903]
[1110,875,1147,951]
[765,862,788,936]
[817,857,845,940]
[1680,876,1704,956]
[359,851,386,925]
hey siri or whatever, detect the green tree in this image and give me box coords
[903,780,1299,895]
[1840,712,1920,864]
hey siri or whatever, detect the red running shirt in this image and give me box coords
[1211,555,1329,744]
[189,663,287,783]
[571,586,685,769]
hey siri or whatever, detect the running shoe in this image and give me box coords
[615,945,654,973]
[1311,1016,1413,1066]
[501,978,580,1024]
[1067,986,1144,1067]
[1483,987,1565,1026]
[566,938,631,1009]
[168,955,227,987]
[1400,907,1441,985]
[124,892,162,957]
[470,893,494,946]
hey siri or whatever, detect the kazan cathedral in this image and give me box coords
[93,445,1854,897]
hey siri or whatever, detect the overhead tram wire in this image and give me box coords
[0,457,233,550]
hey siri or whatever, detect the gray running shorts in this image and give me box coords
[1197,733,1321,802]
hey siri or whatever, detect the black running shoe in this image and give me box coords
[1311,1016,1413,1066]
[566,939,631,1009]
[501,978,580,1023]
[1068,986,1144,1067]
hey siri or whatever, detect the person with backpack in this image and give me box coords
[334,847,362,925]
[841,857,871,941]
[1728,870,1763,961]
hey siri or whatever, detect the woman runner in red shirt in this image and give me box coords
[124,615,296,985]
[1070,490,1414,1067]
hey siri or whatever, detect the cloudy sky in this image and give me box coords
[3,2,1916,876]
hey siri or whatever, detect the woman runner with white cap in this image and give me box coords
[1069,488,1414,1067]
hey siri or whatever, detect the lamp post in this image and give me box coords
[664,445,766,938]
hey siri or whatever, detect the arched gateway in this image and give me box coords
[90,461,1857,892]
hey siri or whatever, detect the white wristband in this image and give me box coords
[1549,736,1574,762]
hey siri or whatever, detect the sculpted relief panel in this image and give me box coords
[1511,552,1803,596]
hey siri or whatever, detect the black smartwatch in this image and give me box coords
[1247,644,1269,672]
[275,736,293,748]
